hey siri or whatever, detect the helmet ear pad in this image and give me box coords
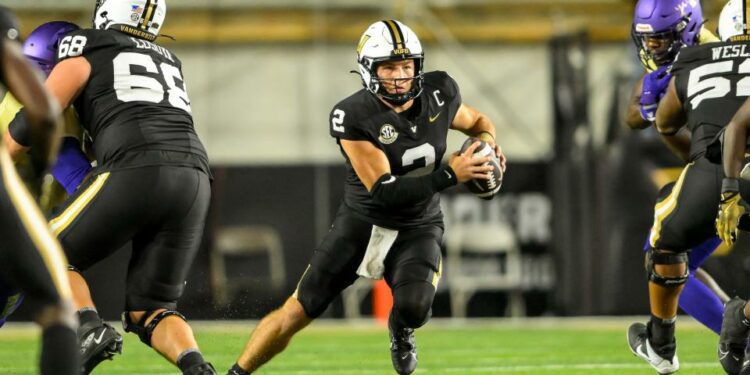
[358,57,378,95]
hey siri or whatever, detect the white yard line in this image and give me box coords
[252,361,720,374]
[433,361,720,372]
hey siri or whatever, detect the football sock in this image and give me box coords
[228,363,250,375]
[687,237,721,270]
[177,349,206,373]
[649,315,676,357]
[78,308,100,326]
[678,273,722,334]
[40,323,79,375]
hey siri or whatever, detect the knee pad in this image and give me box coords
[392,282,435,328]
[121,309,186,347]
[646,249,689,286]
[293,267,338,319]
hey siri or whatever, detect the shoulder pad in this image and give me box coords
[423,71,459,99]
[329,90,379,140]
[671,44,713,75]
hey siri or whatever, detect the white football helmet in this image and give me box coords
[93,0,166,42]
[356,20,424,104]
[718,0,748,41]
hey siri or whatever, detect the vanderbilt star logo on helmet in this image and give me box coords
[719,0,750,41]
[378,124,398,144]
[93,0,166,42]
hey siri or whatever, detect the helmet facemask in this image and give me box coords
[631,18,687,68]
[92,0,108,29]
[361,54,424,105]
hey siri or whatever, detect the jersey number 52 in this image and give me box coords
[687,59,750,109]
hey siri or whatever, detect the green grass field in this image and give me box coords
[0,318,721,374]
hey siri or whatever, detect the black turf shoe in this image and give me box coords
[389,322,417,375]
[78,320,123,374]
[627,322,679,374]
[184,362,217,375]
[720,297,750,375]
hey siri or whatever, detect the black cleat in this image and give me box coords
[627,322,679,374]
[721,297,750,375]
[389,321,417,375]
[78,320,123,374]
[226,363,249,375]
[184,362,217,375]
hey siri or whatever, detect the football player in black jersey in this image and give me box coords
[0,6,79,375]
[625,0,731,341]
[626,1,750,373]
[227,20,506,375]
[713,2,750,373]
[5,1,214,374]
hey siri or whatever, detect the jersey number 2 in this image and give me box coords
[113,52,192,113]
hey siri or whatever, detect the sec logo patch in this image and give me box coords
[378,124,398,144]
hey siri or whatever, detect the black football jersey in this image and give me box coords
[672,40,750,160]
[329,71,462,229]
[57,29,209,175]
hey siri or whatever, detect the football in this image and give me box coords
[459,137,503,200]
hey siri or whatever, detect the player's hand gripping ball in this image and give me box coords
[460,137,503,200]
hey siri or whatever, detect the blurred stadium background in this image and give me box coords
[0,0,744,373]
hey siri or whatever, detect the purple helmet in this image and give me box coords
[22,21,79,76]
[631,0,703,68]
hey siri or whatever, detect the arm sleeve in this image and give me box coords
[370,164,457,208]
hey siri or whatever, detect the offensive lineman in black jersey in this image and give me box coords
[626,1,750,373]
[228,20,506,375]
[0,7,79,375]
[5,1,213,374]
